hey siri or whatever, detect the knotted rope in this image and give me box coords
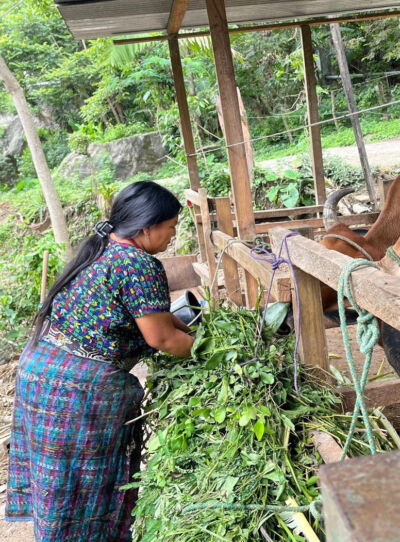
[337,258,380,458]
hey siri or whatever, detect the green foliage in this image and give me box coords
[130,305,395,541]
[0,228,64,333]
[253,164,315,209]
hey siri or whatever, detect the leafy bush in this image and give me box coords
[253,164,315,209]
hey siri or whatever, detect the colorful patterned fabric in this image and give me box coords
[48,238,170,371]
[6,338,144,541]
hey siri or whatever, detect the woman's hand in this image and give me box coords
[171,314,191,333]
[136,312,194,357]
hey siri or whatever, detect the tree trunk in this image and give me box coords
[0,55,72,259]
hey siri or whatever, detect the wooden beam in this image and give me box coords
[301,24,326,205]
[330,23,377,208]
[215,197,244,306]
[205,0,255,241]
[212,230,291,302]
[168,36,206,261]
[196,204,326,223]
[268,226,400,331]
[114,9,400,46]
[167,0,190,35]
[168,38,200,191]
[339,378,400,411]
[255,212,379,233]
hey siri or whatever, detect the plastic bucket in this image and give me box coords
[171,290,202,326]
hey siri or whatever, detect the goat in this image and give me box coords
[321,175,400,312]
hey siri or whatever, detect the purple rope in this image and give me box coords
[250,232,301,394]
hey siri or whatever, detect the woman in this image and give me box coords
[5,181,194,541]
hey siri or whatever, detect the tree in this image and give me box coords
[0,54,72,259]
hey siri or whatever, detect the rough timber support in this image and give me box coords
[300,24,326,205]
[205,0,257,307]
[168,35,206,261]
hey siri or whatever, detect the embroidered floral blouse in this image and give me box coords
[45,238,170,370]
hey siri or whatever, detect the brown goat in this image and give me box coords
[320,175,400,311]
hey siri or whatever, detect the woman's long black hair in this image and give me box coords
[32,181,182,343]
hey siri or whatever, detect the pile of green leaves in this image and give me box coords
[129,306,396,541]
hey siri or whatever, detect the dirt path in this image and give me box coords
[258,137,400,171]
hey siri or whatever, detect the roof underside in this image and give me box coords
[55,0,400,39]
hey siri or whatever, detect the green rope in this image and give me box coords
[337,258,380,459]
[386,245,400,266]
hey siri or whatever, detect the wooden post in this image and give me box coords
[300,24,326,206]
[330,23,377,208]
[205,0,255,241]
[270,227,329,375]
[40,250,49,304]
[215,197,244,306]
[168,36,206,260]
[205,0,257,307]
[378,178,395,208]
[199,188,218,299]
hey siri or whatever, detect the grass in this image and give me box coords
[253,116,400,161]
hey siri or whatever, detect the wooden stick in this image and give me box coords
[40,250,49,304]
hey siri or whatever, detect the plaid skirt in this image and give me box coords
[5,338,144,542]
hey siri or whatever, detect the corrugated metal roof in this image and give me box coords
[55,0,400,39]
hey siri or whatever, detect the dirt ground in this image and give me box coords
[259,136,400,171]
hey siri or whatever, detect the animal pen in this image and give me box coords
[55,0,400,540]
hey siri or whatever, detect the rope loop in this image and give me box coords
[338,258,380,457]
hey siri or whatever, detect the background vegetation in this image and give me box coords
[1,0,400,356]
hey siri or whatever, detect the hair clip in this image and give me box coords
[93,220,114,238]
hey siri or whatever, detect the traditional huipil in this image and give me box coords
[6,238,170,541]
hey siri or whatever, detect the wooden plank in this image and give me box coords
[185,188,202,207]
[339,378,400,411]
[255,212,379,233]
[212,230,291,302]
[215,198,244,306]
[217,88,254,182]
[199,188,218,299]
[320,450,400,542]
[167,0,190,34]
[330,23,377,208]
[205,0,255,241]
[160,254,200,291]
[196,204,326,224]
[301,24,326,205]
[268,226,400,331]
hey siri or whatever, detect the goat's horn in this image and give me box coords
[323,188,355,230]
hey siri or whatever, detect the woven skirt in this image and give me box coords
[5,339,144,542]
